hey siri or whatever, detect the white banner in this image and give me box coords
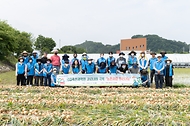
[56,74,142,87]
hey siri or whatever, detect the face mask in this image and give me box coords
[55,53,58,55]
[65,64,68,67]
[167,61,170,64]
[131,53,134,56]
[122,65,126,69]
[20,59,23,62]
[101,55,104,58]
[109,54,113,57]
[29,60,32,63]
[120,55,123,58]
[47,61,50,64]
[88,61,92,64]
[53,71,57,74]
[141,54,145,57]
[74,56,77,58]
[83,56,87,60]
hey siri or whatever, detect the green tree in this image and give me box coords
[15,31,33,56]
[0,21,17,58]
[34,35,56,53]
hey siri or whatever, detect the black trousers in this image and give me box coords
[165,76,173,87]
[17,74,25,86]
[150,70,155,83]
[27,76,34,85]
[35,76,43,86]
[44,75,51,86]
[155,74,164,89]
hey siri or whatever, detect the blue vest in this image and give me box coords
[85,63,95,74]
[149,57,157,70]
[72,66,80,74]
[161,56,168,62]
[98,67,107,73]
[128,56,138,68]
[154,61,165,75]
[34,63,44,76]
[107,57,115,67]
[16,62,25,74]
[23,56,29,64]
[43,63,53,77]
[164,64,173,76]
[109,66,117,73]
[62,65,70,74]
[80,59,87,70]
[139,58,148,70]
[71,58,79,64]
[141,75,148,82]
[30,55,38,65]
[51,73,56,87]
[97,57,106,67]
[26,62,34,76]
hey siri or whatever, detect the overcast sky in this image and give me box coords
[1,0,190,48]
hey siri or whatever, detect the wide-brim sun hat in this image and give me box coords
[128,50,137,55]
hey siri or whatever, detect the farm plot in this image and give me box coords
[0,86,189,125]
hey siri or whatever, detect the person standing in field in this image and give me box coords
[164,59,174,87]
[30,51,38,65]
[116,52,126,69]
[80,52,88,74]
[34,59,44,86]
[15,57,26,86]
[149,52,157,84]
[128,51,138,73]
[138,51,149,73]
[50,50,61,74]
[22,51,29,64]
[41,52,48,64]
[85,58,96,74]
[26,58,35,86]
[153,55,165,89]
[160,51,168,62]
[43,59,53,86]
[106,52,116,67]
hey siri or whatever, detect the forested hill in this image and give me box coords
[75,41,120,53]
[74,35,189,53]
[132,35,189,53]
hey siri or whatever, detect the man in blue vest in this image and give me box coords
[128,50,138,69]
[34,59,44,86]
[97,53,106,67]
[153,55,165,89]
[85,57,96,74]
[106,52,115,67]
[22,51,29,64]
[31,51,38,65]
[164,58,174,87]
[149,52,157,84]
[80,52,88,74]
[160,51,168,62]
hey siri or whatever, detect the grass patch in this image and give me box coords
[0,71,16,86]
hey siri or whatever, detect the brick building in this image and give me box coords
[120,38,147,51]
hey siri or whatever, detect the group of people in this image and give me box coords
[15,50,174,88]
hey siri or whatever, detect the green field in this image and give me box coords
[0,69,189,125]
